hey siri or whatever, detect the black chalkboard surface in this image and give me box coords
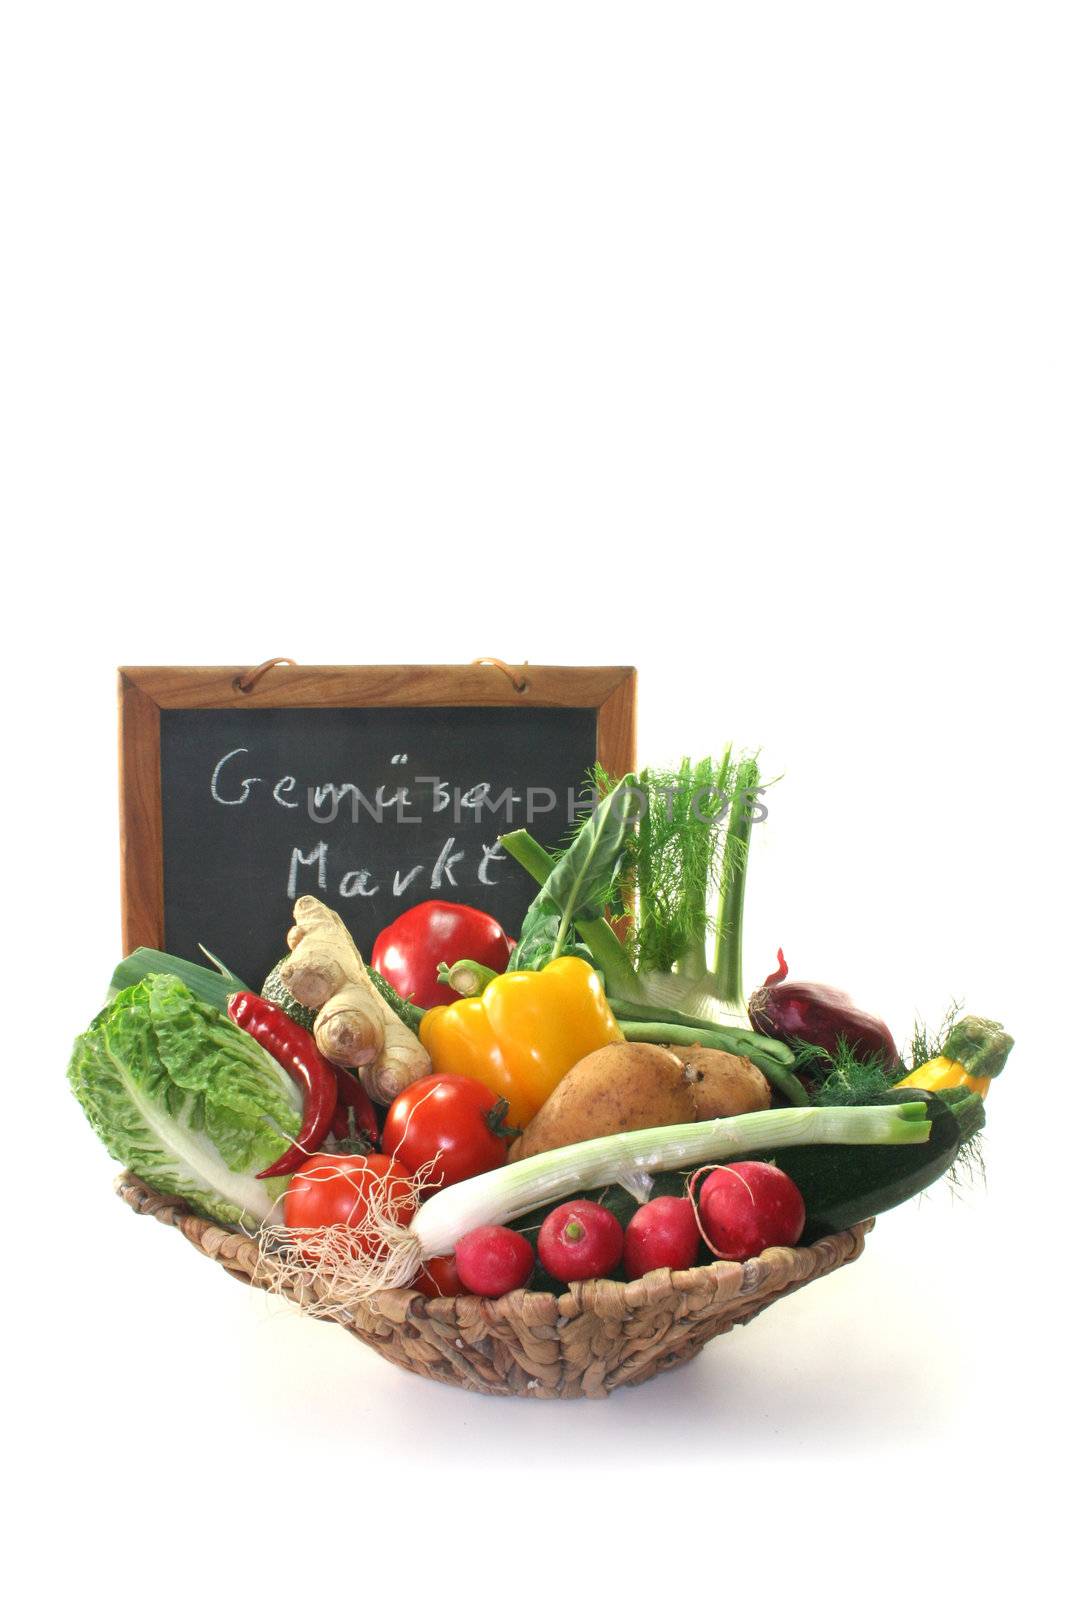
[160,705,597,984]
[119,664,637,990]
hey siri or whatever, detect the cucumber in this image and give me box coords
[261,960,318,1031]
[767,1088,984,1242]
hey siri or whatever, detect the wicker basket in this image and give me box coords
[117,1173,872,1399]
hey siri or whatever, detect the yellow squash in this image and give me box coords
[895,1014,1013,1102]
[418,955,623,1125]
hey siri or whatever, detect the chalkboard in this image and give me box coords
[119,664,637,988]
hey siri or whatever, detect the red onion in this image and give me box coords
[748,950,898,1067]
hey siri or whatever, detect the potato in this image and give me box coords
[507,1043,695,1162]
[673,1046,771,1119]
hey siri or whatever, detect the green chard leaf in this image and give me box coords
[68,974,302,1229]
[510,775,641,970]
[509,901,566,971]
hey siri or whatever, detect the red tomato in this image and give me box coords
[371,901,511,1009]
[410,1255,465,1297]
[283,1153,416,1260]
[381,1074,510,1189]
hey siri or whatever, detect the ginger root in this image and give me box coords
[281,896,430,1103]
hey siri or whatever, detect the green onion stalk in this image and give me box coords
[283,1102,932,1300]
[413,1102,930,1254]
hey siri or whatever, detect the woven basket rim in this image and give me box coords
[115,1170,874,1320]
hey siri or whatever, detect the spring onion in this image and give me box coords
[410,1102,930,1258]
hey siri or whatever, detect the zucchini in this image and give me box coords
[509,1090,979,1282]
[767,1088,985,1242]
[261,959,319,1031]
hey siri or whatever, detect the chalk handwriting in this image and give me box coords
[212,750,587,905]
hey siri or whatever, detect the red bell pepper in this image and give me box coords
[371,900,512,1010]
[330,1065,380,1149]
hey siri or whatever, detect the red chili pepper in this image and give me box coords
[371,900,512,1010]
[331,1065,380,1148]
[227,992,339,1178]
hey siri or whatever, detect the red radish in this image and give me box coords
[697,1161,805,1261]
[623,1196,701,1278]
[454,1226,534,1296]
[537,1200,624,1283]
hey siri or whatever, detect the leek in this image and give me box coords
[107,947,248,1012]
[411,1102,930,1257]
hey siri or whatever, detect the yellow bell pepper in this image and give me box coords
[418,955,623,1125]
[895,1014,1013,1102]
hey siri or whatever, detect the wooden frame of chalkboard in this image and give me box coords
[117,663,637,959]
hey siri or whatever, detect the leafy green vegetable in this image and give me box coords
[508,775,642,970]
[503,749,775,1034]
[801,1038,905,1105]
[69,974,302,1228]
[629,754,726,975]
[508,898,567,972]
[803,1003,966,1108]
[499,827,637,990]
[108,947,249,1012]
[500,753,804,1098]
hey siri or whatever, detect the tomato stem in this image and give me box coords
[484,1097,522,1139]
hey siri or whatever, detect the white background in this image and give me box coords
[4,3,1063,1594]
